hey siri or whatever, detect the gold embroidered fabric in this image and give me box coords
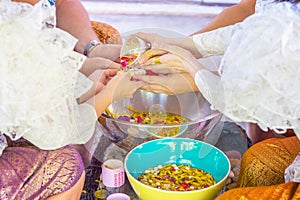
[217,136,300,200]
[91,21,122,45]
[237,136,300,187]
[0,140,84,200]
[217,182,300,200]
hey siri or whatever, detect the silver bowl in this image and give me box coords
[99,90,222,151]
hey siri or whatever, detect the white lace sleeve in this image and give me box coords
[192,24,237,57]
[0,0,97,150]
[285,154,300,183]
[0,133,8,156]
[193,2,300,139]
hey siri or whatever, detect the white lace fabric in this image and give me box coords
[193,2,300,139]
[285,154,300,183]
[255,0,277,13]
[0,0,96,152]
[0,134,7,156]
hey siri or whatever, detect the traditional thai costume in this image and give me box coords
[191,1,300,198]
[0,0,98,198]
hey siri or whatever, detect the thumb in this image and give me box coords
[134,80,146,89]
[143,64,173,74]
[132,32,155,43]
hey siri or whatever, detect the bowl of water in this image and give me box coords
[99,90,222,151]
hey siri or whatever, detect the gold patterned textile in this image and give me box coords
[91,21,122,44]
[0,139,84,200]
[217,136,300,200]
[216,182,300,200]
[237,136,300,187]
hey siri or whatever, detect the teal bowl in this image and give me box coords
[125,138,230,200]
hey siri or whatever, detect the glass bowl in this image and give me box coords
[99,90,222,151]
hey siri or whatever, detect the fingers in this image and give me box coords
[88,44,122,61]
[88,69,119,95]
[134,73,176,94]
[140,84,174,95]
[79,69,146,104]
[81,57,121,76]
[104,68,119,78]
[117,72,146,89]
[143,64,174,74]
[108,72,147,101]
[135,80,146,88]
[141,53,189,74]
[89,70,105,83]
[88,70,108,93]
[139,49,167,64]
[77,85,97,104]
[130,34,195,64]
[95,58,121,70]
[132,74,167,84]
[132,32,158,44]
[149,44,195,62]
[143,53,168,65]
[133,72,199,94]
[139,49,190,74]
[77,70,106,103]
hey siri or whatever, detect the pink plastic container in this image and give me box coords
[106,193,130,200]
[101,159,125,187]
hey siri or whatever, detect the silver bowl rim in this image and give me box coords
[100,110,222,128]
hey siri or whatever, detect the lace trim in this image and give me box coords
[0,0,96,149]
[193,3,300,136]
[0,133,8,156]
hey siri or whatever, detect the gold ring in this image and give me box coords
[154,57,161,64]
[146,50,153,58]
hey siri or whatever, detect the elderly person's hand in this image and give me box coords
[80,57,121,77]
[87,44,122,63]
[139,45,204,77]
[131,43,209,95]
[132,32,202,58]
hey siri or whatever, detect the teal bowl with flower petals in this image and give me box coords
[125,138,230,200]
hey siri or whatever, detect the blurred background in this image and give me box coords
[81,0,238,35]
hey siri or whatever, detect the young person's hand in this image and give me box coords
[77,69,118,103]
[132,73,198,95]
[106,72,145,101]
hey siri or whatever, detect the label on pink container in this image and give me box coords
[102,159,125,188]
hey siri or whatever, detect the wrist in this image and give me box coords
[84,40,102,56]
[87,88,112,118]
[176,37,202,59]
